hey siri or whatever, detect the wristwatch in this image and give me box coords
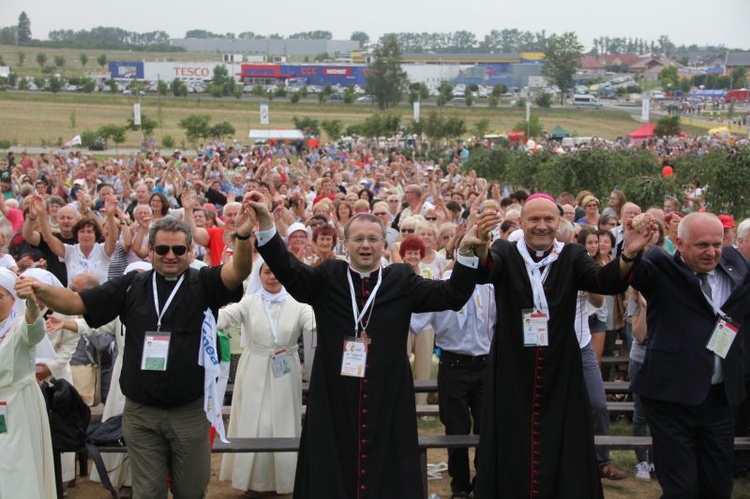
[458,246,475,257]
[235,232,253,241]
[621,251,642,263]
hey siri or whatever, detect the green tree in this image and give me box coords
[654,115,681,136]
[408,82,429,104]
[127,113,158,136]
[320,119,343,140]
[209,121,235,139]
[53,55,65,69]
[179,114,212,144]
[97,54,107,68]
[79,77,96,93]
[463,87,474,107]
[659,66,679,92]
[35,53,47,67]
[79,53,88,67]
[473,119,491,139]
[535,92,552,108]
[171,78,188,97]
[157,80,169,96]
[350,31,370,47]
[97,124,127,151]
[292,117,320,137]
[343,87,355,104]
[17,12,31,44]
[366,35,409,110]
[17,52,25,66]
[48,76,62,93]
[492,83,508,97]
[542,32,584,103]
[731,66,747,89]
[514,115,543,138]
[436,82,453,106]
[209,64,236,97]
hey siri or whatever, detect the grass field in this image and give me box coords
[0,89,655,149]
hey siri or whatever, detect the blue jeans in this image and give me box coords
[628,359,651,463]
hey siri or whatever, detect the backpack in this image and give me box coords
[85,415,124,499]
[87,414,124,446]
[41,377,91,452]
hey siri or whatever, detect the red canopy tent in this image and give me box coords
[627,123,656,139]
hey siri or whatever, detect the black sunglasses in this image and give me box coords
[153,245,188,256]
[401,228,415,234]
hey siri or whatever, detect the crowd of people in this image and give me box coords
[0,140,749,499]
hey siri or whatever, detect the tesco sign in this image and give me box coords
[174,66,211,77]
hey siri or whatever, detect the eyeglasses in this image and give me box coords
[401,228,415,234]
[425,217,437,222]
[441,233,455,240]
[586,203,598,208]
[373,212,389,216]
[153,245,188,256]
[388,199,399,203]
[348,236,382,244]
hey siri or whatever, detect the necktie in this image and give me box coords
[697,272,713,301]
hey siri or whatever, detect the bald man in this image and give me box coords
[22,203,79,285]
[474,194,655,498]
[631,212,750,498]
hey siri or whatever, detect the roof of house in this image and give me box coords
[726,51,750,67]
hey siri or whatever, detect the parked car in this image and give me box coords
[356,95,375,103]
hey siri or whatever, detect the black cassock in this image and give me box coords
[475,240,629,499]
[258,233,476,499]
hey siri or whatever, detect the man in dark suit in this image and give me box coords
[631,212,750,499]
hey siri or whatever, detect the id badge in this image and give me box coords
[522,309,549,347]
[271,349,292,378]
[0,401,7,434]
[341,337,368,378]
[141,331,171,371]
[706,317,739,359]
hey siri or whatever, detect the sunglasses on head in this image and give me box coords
[153,245,188,256]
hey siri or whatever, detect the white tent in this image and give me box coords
[248,129,305,140]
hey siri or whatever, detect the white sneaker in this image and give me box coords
[635,461,652,481]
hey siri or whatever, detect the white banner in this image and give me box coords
[641,98,650,123]
[133,103,141,127]
[526,101,531,122]
[413,101,420,123]
[62,135,82,149]
[260,102,269,125]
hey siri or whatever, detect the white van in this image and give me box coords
[572,94,603,107]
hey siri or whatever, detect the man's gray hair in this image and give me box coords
[148,217,192,247]
[556,219,575,243]
[737,218,750,241]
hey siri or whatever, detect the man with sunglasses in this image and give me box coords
[15,196,257,499]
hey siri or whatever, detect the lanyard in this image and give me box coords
[524,262,553,314]
[152,272,185,332]
[346,267,383,336]
[263,301,281,345]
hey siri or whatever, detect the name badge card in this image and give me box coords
[141,331,171,371]
[271,349,291,378]
[706,317,739,359]
[341,337,368,378]
[522,309,549,347]
[0,401,7,434]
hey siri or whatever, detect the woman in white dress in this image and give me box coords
[30,193,118,284]
[0,267,56,498]
[218,262,315,497]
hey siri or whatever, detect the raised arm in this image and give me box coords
[219,192,256,290]
[181,192,210,247]
[16,276,86,316]
[22,206,42,246]
[103,194,118,257]
[32,195,65,257]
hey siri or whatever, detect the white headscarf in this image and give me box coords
[0,268,24,342]
[124,261,152,275]
[21,268,64,289]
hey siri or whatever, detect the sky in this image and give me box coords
[2,0,749,51]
